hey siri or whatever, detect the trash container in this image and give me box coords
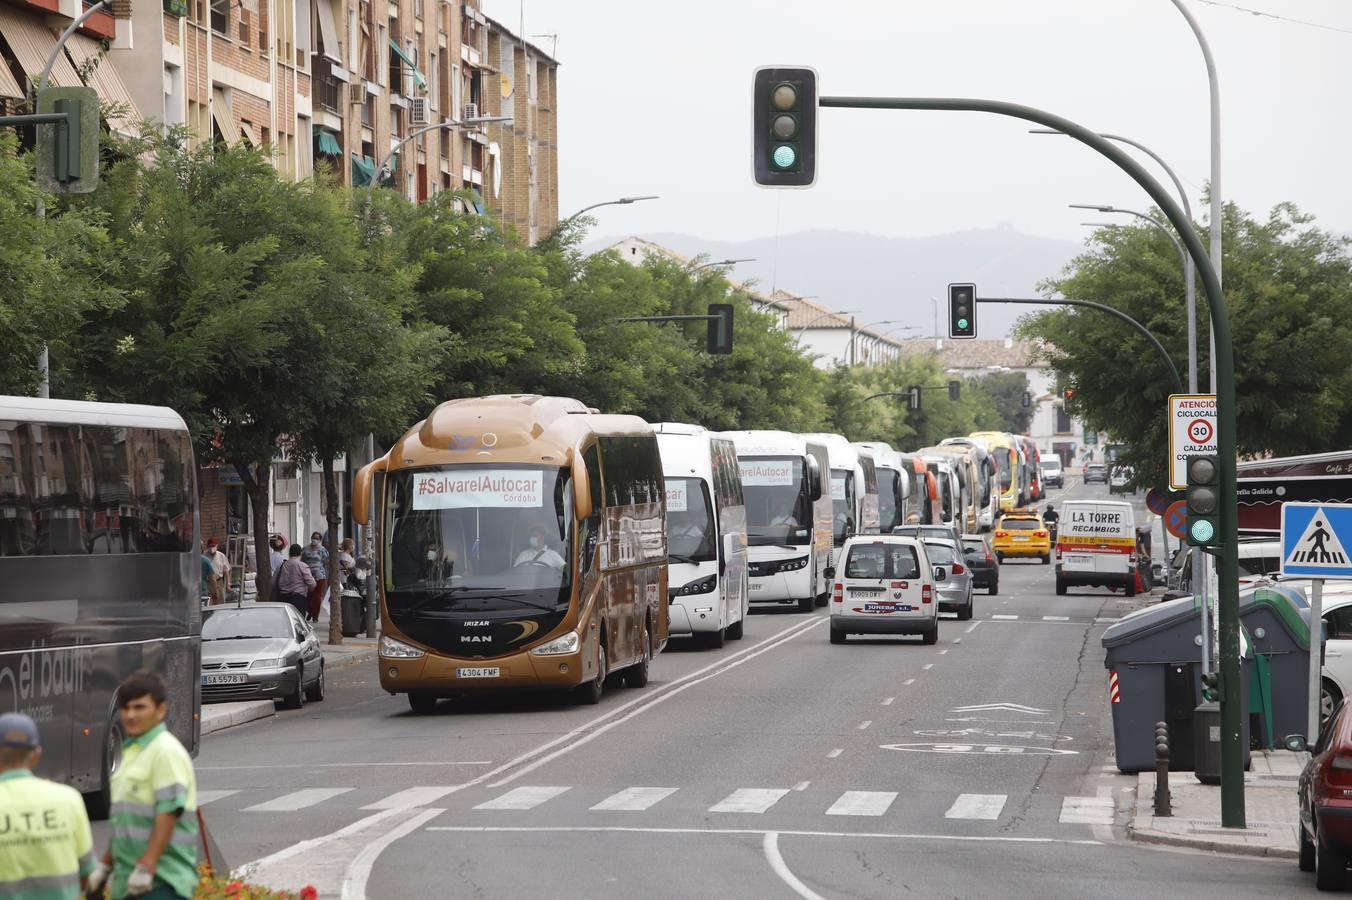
[340,588,366,638]
[1238,583,1311,749]
[1102,596,1253,773]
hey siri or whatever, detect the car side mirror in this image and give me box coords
[1285,734,1309,753]
[934,566,947,582]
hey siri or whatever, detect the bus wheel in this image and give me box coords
[407,691,438,715]
[706,625,725,649]
[578,643,606,705]
[85,716,124,820]
[798,594,815,613]
[626,624,652,688]
[726,616,745,640]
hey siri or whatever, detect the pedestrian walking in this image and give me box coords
[95,669,198,900]
[301,531,330,623]
[275,544,316,619]
[0,713,97,899]
[205,538,229,605]
[269,535,287,578]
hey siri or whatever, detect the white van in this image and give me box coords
[830,535,939,645]
[1055,499,1138,596]
[656,423,749,647]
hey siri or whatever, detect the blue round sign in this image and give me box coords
[1165,500,1188,540]
[1146,488,1170,516]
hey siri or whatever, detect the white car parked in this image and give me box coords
[1309,587,1352,722]
[829,535,940,645]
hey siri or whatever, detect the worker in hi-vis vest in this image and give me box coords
[0,712,97,899]
[90,669,199,899]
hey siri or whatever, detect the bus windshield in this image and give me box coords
[877,469,901,531]
[994,448,1014,490]
[382,465,573,614]
[666,477,717,563]
[739,456,810,547]
[830,468,856,544]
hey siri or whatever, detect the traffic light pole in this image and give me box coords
[818,93,1242,827]
[976,297,1183,394]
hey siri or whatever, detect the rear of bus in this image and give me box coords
[855,444,908,534]
[360,396,666,709]
[971,432,1022,512]
[725,431,829,611]
[656,426,749,644]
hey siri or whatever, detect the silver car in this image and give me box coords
[922,539,974,621]
[201,603,325,709]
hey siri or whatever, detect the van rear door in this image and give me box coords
[1059,501,1135,576]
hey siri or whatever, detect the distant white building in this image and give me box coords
[603,237,903,369]
[895,338,1092,466]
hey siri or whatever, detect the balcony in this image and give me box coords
[315,57,342,113]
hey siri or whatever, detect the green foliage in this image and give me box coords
[1019,201,1352,490]
[969,370,1032,434]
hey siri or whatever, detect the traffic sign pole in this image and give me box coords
[1310,579,1323,742]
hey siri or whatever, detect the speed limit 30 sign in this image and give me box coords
[1169,393,1217,489]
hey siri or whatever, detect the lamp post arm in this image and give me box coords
[40,1,107,94]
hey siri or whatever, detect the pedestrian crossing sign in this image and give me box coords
[1281,501,1352,579]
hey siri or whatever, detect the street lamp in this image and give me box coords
[690,257,755,272]
[373,115,514,189]
[848,319,900,366]
[863,324,921,365]
[793,308,857,348]
[560,195,660,224]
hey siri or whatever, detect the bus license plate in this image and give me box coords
[202,673,247,685]
[457,667,500,679]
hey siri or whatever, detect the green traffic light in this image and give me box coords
[1191,519,1215,543]
[772,145,797,169]
[957,318,969,329]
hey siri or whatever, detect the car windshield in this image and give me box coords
[1001,518,1041,531]
[666,477,717,563]
[924,542,958,565]
[844,543,920,580]
[202,606,293,641]
[740,456,811,547]
[382,465,573,613]
[962,539,986,554]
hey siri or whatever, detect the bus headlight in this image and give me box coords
[677,574,717,596]
[776,556,809,573]
[379,635,426,659]
[530,632,580,656]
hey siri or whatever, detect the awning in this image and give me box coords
[0,47,21,99]
[65,34,140,134]
[351,152,376,186]
[315,0,341,64]
[211,86,241,145]
[0,4,80,89]
[314,126,341,156]
[238,119,258,147]
[388,39,427,91]
[469,187,484,215]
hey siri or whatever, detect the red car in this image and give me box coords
[1296,698,1352,890]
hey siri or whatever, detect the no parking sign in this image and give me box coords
[1169,394,1217,489]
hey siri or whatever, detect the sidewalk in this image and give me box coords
[1129,749,1303,858]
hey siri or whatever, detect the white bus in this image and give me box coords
[655,423,749,647]
[941,436,1000,531]
[920,453,960,533]
[801,433,879,558]
[853,442,911,534]
[722,431,832,612]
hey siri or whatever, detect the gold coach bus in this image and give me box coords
[354,395,668,713]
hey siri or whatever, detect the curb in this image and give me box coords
[1127,823,1298,859]
[320,644,378,671]
[201,700,275,737]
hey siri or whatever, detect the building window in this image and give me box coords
[1056,404,1072,435]
[377,24,388,87]
[428,52,437,110]
[238,8,250,43]
[209,0,229,34]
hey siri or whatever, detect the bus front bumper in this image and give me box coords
[379,640,591,695]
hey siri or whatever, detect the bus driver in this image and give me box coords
[514,523,566,569]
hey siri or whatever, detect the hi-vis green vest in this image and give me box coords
[0,769,95,900]
[109,724,198,900]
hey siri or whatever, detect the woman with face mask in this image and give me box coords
[301,532,330,623]
[513,524,565,569]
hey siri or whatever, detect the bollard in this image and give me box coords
[1153,720,1172,817]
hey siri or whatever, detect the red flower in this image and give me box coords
[300,886,318,900]
[226,882,244,895]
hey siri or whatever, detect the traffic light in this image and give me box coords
[1021,392,1031,408]
[1064,388,1075,401]
[752,66,817,188]
[948,283,976,339]
[35,86,100,195]
[707,304,734,355]
[1200,670,1220,703]
[907,385,922,411]
[948,380,961,402]
[1185,454,1221,547]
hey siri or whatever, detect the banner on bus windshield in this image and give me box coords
[831,475,847,501]
[740,460,796,487]
[412,470,544,510]
[666,482,688,512]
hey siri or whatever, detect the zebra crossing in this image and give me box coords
[196,783,1119,827]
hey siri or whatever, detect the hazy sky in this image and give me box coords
[484,0,1351,250]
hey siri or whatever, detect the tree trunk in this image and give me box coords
[323,455,343,644]
[240,460,273,603]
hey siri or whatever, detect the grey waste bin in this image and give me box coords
[1102,596,1253,773]
[1239,583,1312,749]
[340,588,366,638]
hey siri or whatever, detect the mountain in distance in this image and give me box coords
[586,226,1084,339]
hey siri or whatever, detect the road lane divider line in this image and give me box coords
[827,749,843,759]
[200,761,493,771]
[903,678,916,686]
[964,622,982,634]
[881,697,894,706]
[486,615,826,788]
[952,638,962,645]
[938,649,948,655]
[424,824,1103,846]
[793,781,811,792]
[857,720,872,730]
[922,664,934,671]
[764,832,829,900]
[340,807,444,900]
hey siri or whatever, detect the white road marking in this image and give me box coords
[475,785,572,811]
[903,678,916,686]
[234,808,406,888]
[1059,796,1115,825]
[922,664,934,670]
[339,807,443,900]
[793,781,811,792]
[199,761,492,770]
[944,794,1007,820]
[827,749,844,759]
[764,832,829,900]
[196,790,240,806]
[361,786,464,810]
[826,791,897,817]
[952,637,962,644]
[938,649,949,655]
[965,622,982,633]
[881,697,895,706]
[590,787,678,812]
[1042,616,1070,622]
[992,614,1019,620]
[245,788,354,812]
[426,824,1104,847]
[857,720,873,730]
[709,788,790,814]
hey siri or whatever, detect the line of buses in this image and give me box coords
[355,394,1051,712]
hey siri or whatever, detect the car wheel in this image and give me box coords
[626,624,652,688]
[1040,554,1050,565]
[1316,832,1349,891]
[726,617,745,640]
[1056,579,1067,596]
[577,642,606,705]
[304,661,326,702]
[1324,680,1344,727]
[407,691,438,715]
[281,663,305,710]
[996,552,1004,563]
[988,581,998,596]
[1301,822,1317,873]
[921,625,938,645]
[1125,579,1137,598]
[830,626,846,645]
[957,595,973,621]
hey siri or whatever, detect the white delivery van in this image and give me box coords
[829,535,939,645]
[1055,499,1138,596]
[656,423,750,647]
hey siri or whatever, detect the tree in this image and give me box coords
[1019,201,1352,491]
[969,371,1032,434]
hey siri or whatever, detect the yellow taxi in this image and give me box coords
[993,510,1052,564]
